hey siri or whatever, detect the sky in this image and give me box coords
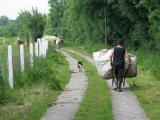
[0,0,49,20]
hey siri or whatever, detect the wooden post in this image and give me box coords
[8,45,13,89]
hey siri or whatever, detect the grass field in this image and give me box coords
[65,50,113,120]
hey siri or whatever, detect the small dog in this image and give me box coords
[77,61,83,72]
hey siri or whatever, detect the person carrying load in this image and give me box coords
[110,39,131,92]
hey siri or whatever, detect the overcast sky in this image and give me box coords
[0,0,49,20]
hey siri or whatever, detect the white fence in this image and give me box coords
[8,45,13,89]
[7,38,49,89]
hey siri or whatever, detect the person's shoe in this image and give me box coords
[117,89,122,92]
[113,87,118,90]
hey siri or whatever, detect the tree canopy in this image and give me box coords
[46,0,160,50]
[0,0,159,50]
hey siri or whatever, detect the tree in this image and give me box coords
[0,16,9,27]
[46,0,66,36]
[16,11,31,40]
[28,8,46,42]
[47,0,160,49]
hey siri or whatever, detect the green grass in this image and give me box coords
[65,50,113,120]
[0,37,17,45]
[127,66,160,120]
[0,44,70,120]
[0,84,58,120]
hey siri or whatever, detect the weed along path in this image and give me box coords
[41,50,88,120]
[66,49,150,120]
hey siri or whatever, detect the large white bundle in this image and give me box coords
[42,35,57,41]
[93,49,137,79]
[125,54,137,78]
[93,49,112,62]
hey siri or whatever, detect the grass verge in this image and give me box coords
[0,47,70,120]
[127,66,160,120]
[64,49,113,120]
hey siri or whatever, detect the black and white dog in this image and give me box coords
[77,61,83,72]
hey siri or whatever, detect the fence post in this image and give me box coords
[29,43,33,66]
[35,42,38,57]
[42,39,46,57]
[8,45,13,89]
[45,40,48,57]
[20,45,25,72]
[42,40,45,57]
[40,39,43,57]
[37,38,42,57]
[44,40,47,57]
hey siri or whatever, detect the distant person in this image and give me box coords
[110,39,131,92]
[61,39,64,45]
[55,37,61,49]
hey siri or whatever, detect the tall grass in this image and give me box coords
[0,41,70,120]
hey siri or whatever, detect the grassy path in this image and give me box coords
[64,50,113,120]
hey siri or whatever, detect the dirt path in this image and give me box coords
[67,49,149,120]
[41,50,88,120]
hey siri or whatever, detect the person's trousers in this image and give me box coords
[113,64,124,89]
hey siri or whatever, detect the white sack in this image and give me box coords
[93,49,137,79]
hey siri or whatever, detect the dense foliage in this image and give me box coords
[46,0,160,50]
[16,11,31,40]
[28,9,46,42]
